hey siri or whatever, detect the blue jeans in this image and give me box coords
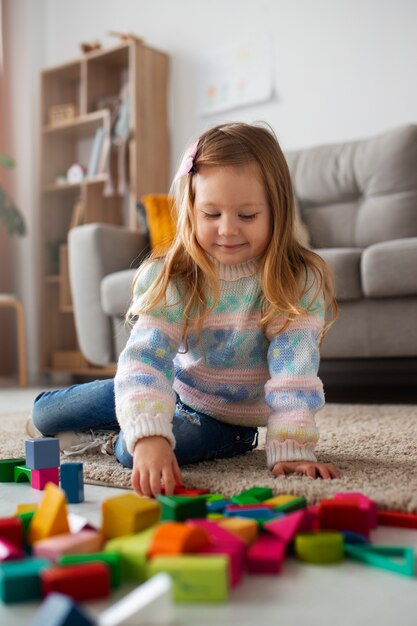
[32,379,258,469]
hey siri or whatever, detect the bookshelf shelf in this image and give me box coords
[39,40,169,377]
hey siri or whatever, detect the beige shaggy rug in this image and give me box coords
[2,404,417,512]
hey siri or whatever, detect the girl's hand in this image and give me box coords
[272,461,340,480]
[132,436,183,498]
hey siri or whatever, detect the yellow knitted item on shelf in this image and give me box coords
[141,194,177,253]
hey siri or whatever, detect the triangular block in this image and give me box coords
[345,543,415,577]
[28,483,70,544]
[264,509,306,544]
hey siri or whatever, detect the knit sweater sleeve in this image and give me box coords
[263,286,326,469]
[114,261,183,454]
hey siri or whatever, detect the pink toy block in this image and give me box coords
[247,534,286,574]
[33,530,104,562]
[264,509,307,544]
[334,492,378,528]
[0,537,25,561]
[188,519,246,587]
[32,467,59,491]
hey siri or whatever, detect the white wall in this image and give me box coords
[6,0,417,379]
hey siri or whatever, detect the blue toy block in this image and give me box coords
[0,557,50,603]
[60,463,84,504]
[25,438,60,470]
[29,591,96,626]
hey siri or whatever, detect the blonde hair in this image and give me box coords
[128,122,338,346]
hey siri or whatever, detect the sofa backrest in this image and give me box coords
[286,125,417,249]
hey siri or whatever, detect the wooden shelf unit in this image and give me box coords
[39,40,169,377]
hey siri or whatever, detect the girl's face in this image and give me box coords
[194,162,272,265]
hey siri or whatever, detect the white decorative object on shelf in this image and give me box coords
[67,163,85,184]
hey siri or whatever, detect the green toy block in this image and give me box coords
[345,544,415,577]
[148,555,229,602]
[16,510,36,541]
[157,495,207,521]
[104,525,158,581]
[207,513,224,520]
[59,552,122,588]
[0,458,26,482]
[295,531,345,564]
[14,465,31,483]
[230,492,260,505]
[242,487,274,502]
[206,494,226,503]
[274,496,307,513]
[0,557,50,603]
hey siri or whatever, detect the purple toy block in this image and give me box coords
[247,533,286,574]
[25,438,60,470]
[31,467,59,491]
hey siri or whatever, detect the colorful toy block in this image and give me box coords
[105,526,159,582]
[98,573,173,626]
[207,499,233,513]
[318,499,372,537]
[14,465,31,483]
[41,561,111,602]
[0,516,24,547]
[30,591,95,626]
[274,496,308,514]
[218,517,259,545]
[15,503,38,515]
[34,530,104,562]
[25,438,60,470]
[242,487,274,501]
[148,555,229,602]
[0,557,50,603]
[16,510,36,542]
[295,531,345,564]
[345,543,415,577]
[147,522,210,558]
[334,492,378,528]
[0,457,26,482]
[157,494,207,521]
[377,509,417,529]
[264,509,308,545]
[68,512,97,533]
[60,462,84,503]
[28,483,70,544]
[32,467,59,490]
[0,537,24,562]
[59,552,121,589]
[247,533,286,574]
[102,493,160,540]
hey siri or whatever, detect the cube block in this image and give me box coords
[32,467,59,491]
[25,438,60,470]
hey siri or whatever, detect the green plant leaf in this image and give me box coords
[0,154,16,170]
[0,187,26,236]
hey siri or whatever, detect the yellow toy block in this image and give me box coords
[218,517,259,545]
[28,483,70,544]
[264,494,299,507]
[102,493,161,540]
[15,503,38,515]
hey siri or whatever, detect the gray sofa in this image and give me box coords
[68,124,417,383]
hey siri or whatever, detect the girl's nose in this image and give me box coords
[218,216,239,237]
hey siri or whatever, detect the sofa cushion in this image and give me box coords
[286,125,417,248]
[361,237,417,298]
[316,248,363,301]
[101,269,137,316]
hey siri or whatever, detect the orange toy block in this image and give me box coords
[33,530,104,562]
[217,517,259,545]
[147,522,211,558]
[28,483,70,544]
[102,493,161,540]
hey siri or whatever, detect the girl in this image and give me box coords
[30,122,339,498]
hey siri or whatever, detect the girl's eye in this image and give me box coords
[239,214,257,220]
[204,213,220,218]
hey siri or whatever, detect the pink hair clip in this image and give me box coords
[173,141,199,183]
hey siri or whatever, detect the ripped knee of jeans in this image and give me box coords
[180,410,201,426]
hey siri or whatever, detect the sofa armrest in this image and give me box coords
[68,223,148,365]
[361,237,417,297]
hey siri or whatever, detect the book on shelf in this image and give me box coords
[87,126,105,178]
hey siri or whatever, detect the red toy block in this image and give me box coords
[31,468,59,490]
[160,485,210,496]
[0,516,24,548]
[319,500,372,538]
[334,492,378,529]
[377,510,417,529]
[0,537,25,561]
[41,562,111,602]
[247,534,286,574]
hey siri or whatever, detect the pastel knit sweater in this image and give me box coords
[114,258,326,468]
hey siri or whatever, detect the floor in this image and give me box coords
[1,382,417,625]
